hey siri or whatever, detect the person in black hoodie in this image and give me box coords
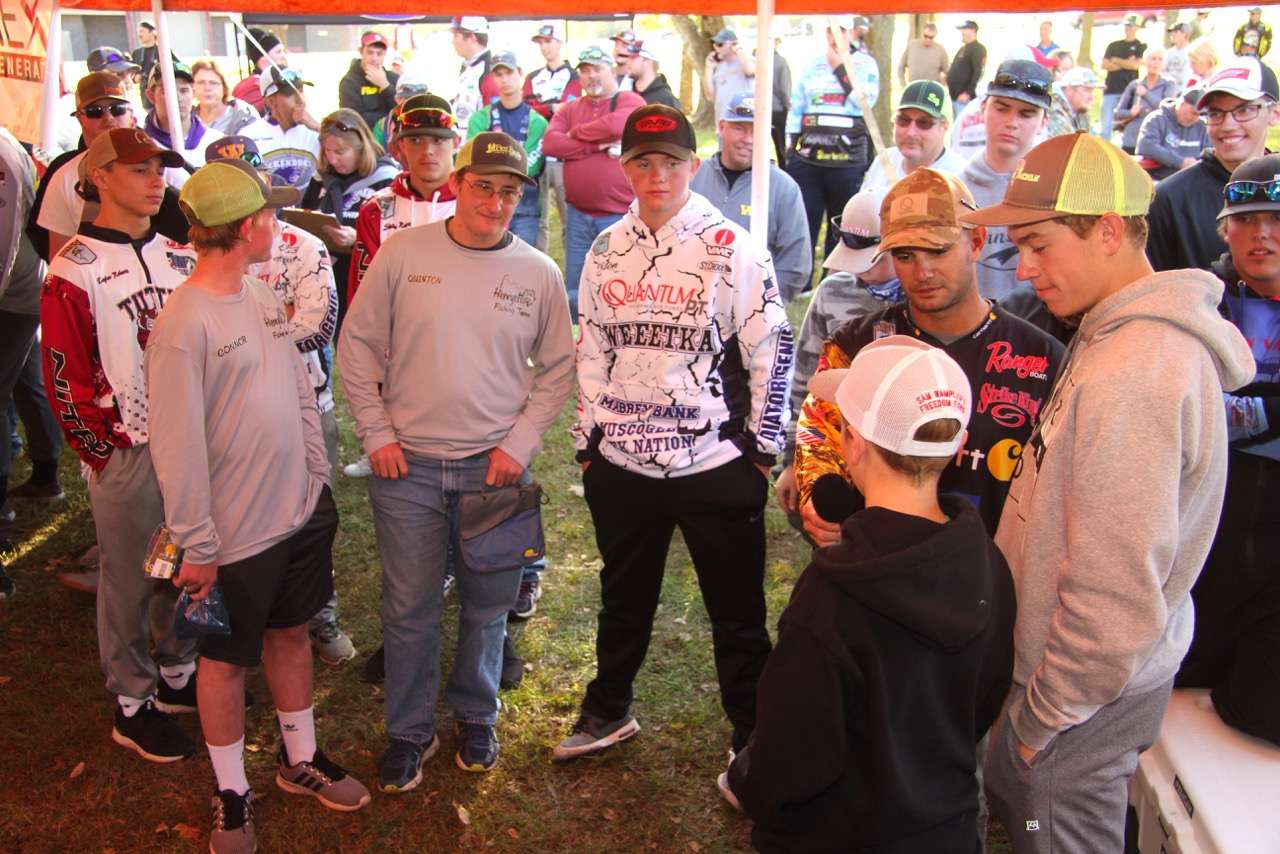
[338,32,400,131]
[627,45,683,112]
[721,334,1016,853]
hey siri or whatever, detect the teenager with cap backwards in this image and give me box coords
[722,336,1015,854]
[1147,57,1280,272]
[239,67,321,192]
[40,127,199,765]
[793,168,1061,547]
[1176,153,1280,748]
[861,79,967,193]
[340,131,574,787]
[339,31,400,131]
[148,157,369,854]
[961,132,1254,854]
[556,104,793,763]
[142,62,225,189]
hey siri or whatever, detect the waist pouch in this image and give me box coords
[458,482,545,572]
[794,113,869,166]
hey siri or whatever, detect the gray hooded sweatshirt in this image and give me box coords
[994,269,1255,751]
[962,150,1028,304]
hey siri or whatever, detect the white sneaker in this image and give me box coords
[342,455,372,478]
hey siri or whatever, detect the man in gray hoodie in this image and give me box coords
[963,132,1254,853]
[1136,89,1210,180]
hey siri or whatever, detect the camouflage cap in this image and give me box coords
[878,168,978,255]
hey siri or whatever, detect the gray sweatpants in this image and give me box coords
[87,444,195,701]
[985,679,1173,854]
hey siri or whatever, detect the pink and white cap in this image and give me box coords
[808,335,970,457]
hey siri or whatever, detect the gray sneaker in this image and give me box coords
[209,788,255,854]
[8,478,65,501]
[57,568,98,593]
[275,747,371,812]
[310,622,356,665]
[342,455,372,478]
[552,712,641,761]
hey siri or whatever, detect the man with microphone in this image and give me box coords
[793,168,1062,543]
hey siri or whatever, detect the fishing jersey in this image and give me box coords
[523,63,581,123]
[453,50,501,135]
[795,301,1064,534]
[247,222,338,412]
[238,116,321,191]
[348,172,456,303]
[40,224,198,471]
[573,191,795,478]
[786,53,879,167]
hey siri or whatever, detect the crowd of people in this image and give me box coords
[1,10,1278,853]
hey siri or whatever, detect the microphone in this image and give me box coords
[811,473,863,524]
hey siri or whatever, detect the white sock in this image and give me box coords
[207,738,250,796]
[277,706,316,766]
[118,695,150,718]
[160,662,197,690]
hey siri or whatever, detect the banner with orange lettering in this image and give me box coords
[0,0,53,143]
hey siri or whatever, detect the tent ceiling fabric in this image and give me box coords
[58,0,1253,15]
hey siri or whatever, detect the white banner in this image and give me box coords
[0,0,53,144]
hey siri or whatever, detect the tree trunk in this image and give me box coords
[671,15,726,130]
[1078,12,1096,70]
[680,51,694,112]
[866,15,895,142]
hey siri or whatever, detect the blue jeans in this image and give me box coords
[564,204,623,323]
[369,453,523,744]
[1099,93,1122,142]
[509,188,540,248]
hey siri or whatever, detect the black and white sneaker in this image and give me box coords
[111,699,195,763]
[154,674,197,714]
[552,712,641,761]
[509,577,542,620]
[209,788,255,854]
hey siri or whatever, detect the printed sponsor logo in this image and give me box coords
[600,278,699,309]
[705,245,734,258]
[60,240,97,266]
[135,307,158,350]
[635,115,677,133]
[46,349,113,461]
[599,321,715,354]
[952,437,1023,482]
[977,383,1043,428]
[873,320,897,340]
[591,232,611,256]
[167,252,195,275]
[280,230,298,247]
[984,341,1049,380]
[597,393,700,420]
[216,335,248,357]
[713,228,735,246]
[698,261,730,273]
[407,273,442,285]
[757,330,795,446]
[493,275,536,315]
[163,239,185,250]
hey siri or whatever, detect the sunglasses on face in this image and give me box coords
[1225,178,1280,204]
[829,216,880,250]
[81,103,131,119]
[991,72,1052,98]
[895,114,937,130]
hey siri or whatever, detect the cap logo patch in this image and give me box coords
[635,115,678,133]
[890,193,927,220]
[1207,67,1252,86]
[132,130,151,146]
[1014,170,1041,183]
[927,92,941,106]
[485,142,514,156]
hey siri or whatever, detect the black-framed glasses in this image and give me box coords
[81,103,131,119]
[895,114,937,130]
[829,216,879,250]
[462,177,523,204]
[991,72,1052,98]
[1225,178,1280,204]
[1201,101,1270,125]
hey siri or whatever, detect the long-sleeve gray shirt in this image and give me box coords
[146,278,328,565]
[338,221,575,467]
[962,150,1027,303]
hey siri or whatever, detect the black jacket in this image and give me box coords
[947,42,986,101]
[1147,147,1233,272]
[728,497,1016,853]
[1000,287,1077,347]
[634,74,683,112]
[338,59,399,131]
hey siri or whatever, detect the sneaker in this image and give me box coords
[552,712,641,761]
[455,722,499,772]
[378,735,439,793]
[442,572,456,599]
[509,577,542,620]
[155,673,198,714]
[0,563,13,600]
[311,622,357,665]
[8,478,65,502]
[209,788,255,854]
[57,567,98,593]
[500,633,524,690]
[363,644,385,684]
[717,771,743,812]
[276,746,371,811]
[342,455,372,478]
[111,699,195,763]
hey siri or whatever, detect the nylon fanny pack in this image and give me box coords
[458,482,546,572]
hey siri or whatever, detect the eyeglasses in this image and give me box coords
[322,116,359,134]
[1200,100,1270,125]
[829,217,879,250]
[397,106,455,132]
[462,177,523,204]
[1225,178,1280,204]
[895,114,937,130]
[80,103,131,119]
[991,72,1052,98]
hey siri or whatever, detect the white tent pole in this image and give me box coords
[151,0,186,155]
[39,0,63,157]
[749,0,774,249]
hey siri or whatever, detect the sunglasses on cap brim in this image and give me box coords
[1225,178,1280,204]
[829,216,880,250]
[398,106,455,131]
[322,116,361,134]
[990,73,1052,98]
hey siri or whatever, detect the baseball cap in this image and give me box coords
[259,66,312,99]
[611,29,639,44]
[808,335,971,458]
[77,127,184,186]
[1196,57,1280,109]
[899,80,948,119]
[878,168,977,255]
[532,21,565,42]
[852,16,871,30]
[87,46,139,74]
[395,72,430,98]
[634,46,658,63]
[957,20,979,31]
[712,28,738,44]
[1123,13,1143,27]
[1060,67,1102,89]
[576,45,613,68]
[1250,6,1264,13]
[961,132,1153,228]
[74,72,129,111]
[1182,86,1204,105]
[986,59,1053,110]
[451,16,489,35]
[1167,22,1190,34]
[830,15,856,30]
[491,51,520,72]
[360,31,388,49]
[392,94,456,140]
[146,61,193,91]
[620,104,697,163]
[180,158,299,227]
[721,92,756,123]
[454,131,536,186]
[204,135,263,168]
[825,187,888,275]
[1219,154,1280,219]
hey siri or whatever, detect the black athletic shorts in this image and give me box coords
[197,486,338,667]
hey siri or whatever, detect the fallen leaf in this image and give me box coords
[505,828,520,840]
[154,823,168,834]
[603,808,618,820]
[454,801,471,825]
[0,676,11,685]
[69,761,85,779]
[673,617,687,625]
[689,843,702,851]
[173,823,201,841]
[567,484,585,498]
